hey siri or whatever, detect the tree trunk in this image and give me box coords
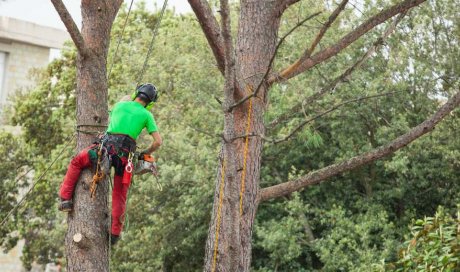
[204,1,280,271]
[191,0,434,270]
[235,1,280,270]
[63,1,120,271]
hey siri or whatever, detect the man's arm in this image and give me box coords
[143,132,162,154]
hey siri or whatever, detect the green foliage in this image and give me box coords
[256,0,459,270]
[389,207,460,271]
[0,131,28,250]
[312,205,398,272]
[2,4,222,270]
[0,0,458,271]
[254,193,312,271]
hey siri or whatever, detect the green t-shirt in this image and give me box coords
[107,101,158,140]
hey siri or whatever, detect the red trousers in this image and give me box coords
[59,146,130,236]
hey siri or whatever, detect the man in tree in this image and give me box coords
[57,83,163,245]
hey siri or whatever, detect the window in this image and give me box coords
[0,51,6,105]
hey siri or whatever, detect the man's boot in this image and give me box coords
[110,234,120,246]
[58,199,73,212]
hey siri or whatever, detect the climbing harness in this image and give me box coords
[90,133,137,197]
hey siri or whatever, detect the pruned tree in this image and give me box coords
[50,0,123,271]
[50,0,459,271]
[187,0,460,271]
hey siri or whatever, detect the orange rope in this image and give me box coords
[212,85,254,270]
[211,158,226,272]
[239,98,253,216]
[90,145,105,198]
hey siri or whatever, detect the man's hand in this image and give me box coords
[143,132,162,154]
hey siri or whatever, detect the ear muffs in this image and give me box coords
[131,91,138,100]
[132,84,158,110]
[145,101,155,110]
[131,84,144,100]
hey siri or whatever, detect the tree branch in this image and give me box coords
[260,89,460,202]
[268,0,427,84]
[50,0,87,54]
[275,0,301,16]
[268,12,407,129]
[271,91,403,144]
[302,0,349,60]
[228,12,322,111]
[188,0,225,74]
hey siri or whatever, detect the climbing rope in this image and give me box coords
[90,141,107,198]
[239,94,253,215]
[136,0,169,86]
[211,86,254,270]
[108,170,113,270]
[211,158,226,272]
[0,133,76,228]
[112,0,168,254]
[76,124,108,136]
[107,0,135,80]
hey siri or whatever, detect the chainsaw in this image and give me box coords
[135,153,158,176]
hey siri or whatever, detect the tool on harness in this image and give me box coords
[122,152,134,186]
[135,153,157,175]
[135,153,161,190]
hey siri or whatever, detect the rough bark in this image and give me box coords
[275,0,301,15]
[204,0,240,271]
[203,1,281,271]
[234,1,282,270]
[50,0,87,54]
[52,0,122,271]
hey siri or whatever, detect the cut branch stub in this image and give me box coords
[73,233,90,249]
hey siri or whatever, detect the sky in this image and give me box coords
[0,0,192,30]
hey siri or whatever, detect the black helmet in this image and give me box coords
[136,83,158,103]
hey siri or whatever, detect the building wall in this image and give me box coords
[0,16,69,112]
[0,17,69,271]
[0,41,50,107]
[0,240,37,272]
